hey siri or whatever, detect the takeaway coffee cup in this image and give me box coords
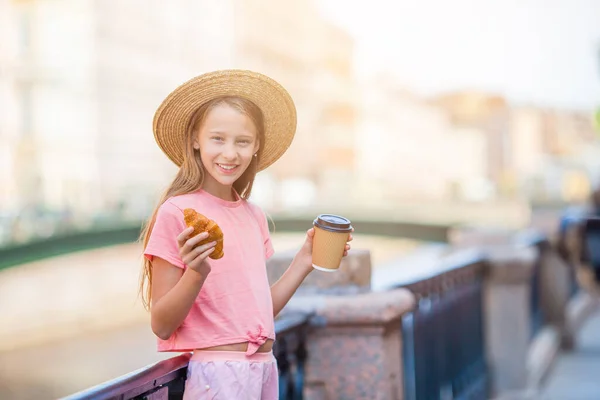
[312,214,353,272]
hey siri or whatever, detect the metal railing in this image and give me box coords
[273,312,310,400]
[396,251,489,400]
[529,251,544,339]
[61,354,190,400]
[62,312,312,400]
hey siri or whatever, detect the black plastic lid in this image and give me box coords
[313,214,353,233]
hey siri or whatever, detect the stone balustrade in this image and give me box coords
[269,224,586,399]
[62,212,594,400]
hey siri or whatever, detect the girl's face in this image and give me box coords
[194,104,260,195]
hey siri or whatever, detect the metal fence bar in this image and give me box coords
[529,254,544,340]
[399,257,488,400]
[62,313,311,400]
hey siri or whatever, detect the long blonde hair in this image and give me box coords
[139,96,266,310]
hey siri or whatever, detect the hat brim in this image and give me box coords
[153,70,297,171]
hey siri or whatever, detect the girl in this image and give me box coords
[139,70,352,399]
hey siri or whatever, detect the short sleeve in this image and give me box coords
[249,203,274,260]
[144,200,186,269]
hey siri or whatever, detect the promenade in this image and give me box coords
[540,309,600,399]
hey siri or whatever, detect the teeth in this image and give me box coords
[218,164,236,170]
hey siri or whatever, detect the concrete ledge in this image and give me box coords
[283,288,416,327]
[319,289,416,326]
[485,245,538,284]
[527,326,561,389]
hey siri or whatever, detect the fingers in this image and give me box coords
[182,241,216,266]
[177,227,194,247]
[179,231,210,254]
[187,232,211,248]
[348,234,353,242]
[187,247,216,270]
[342,243,351,257]
[306,228,315,237]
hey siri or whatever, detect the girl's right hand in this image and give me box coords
[177,227,216,276]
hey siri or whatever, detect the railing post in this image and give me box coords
[300,289,415,400]
[536,240,575,349]
[484,245,537,396]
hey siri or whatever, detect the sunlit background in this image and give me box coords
[0,0,599,398]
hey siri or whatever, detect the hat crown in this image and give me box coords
[153,69,297,172]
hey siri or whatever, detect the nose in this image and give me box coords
[222,143,237,161]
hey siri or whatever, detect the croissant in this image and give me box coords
[183,208,224,259]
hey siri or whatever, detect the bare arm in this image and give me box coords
[270,228,352,317]
[150,260,207,339]
[270,258,312,317]
[150,228,216,340]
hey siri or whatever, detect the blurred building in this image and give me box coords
[434,91,599,203]
[355,76,489,206]
[1,0,188,219]
[0,0,19,212]
[1,0,357,219]
[3,0,598,231]
[432,92,510,197]
[509,107,598,202]
[234,0,357,211]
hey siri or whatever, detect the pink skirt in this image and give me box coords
[183,350,279,400]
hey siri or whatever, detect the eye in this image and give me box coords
[237,139,251,145]
[211,136,224,142]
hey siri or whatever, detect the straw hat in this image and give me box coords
[153,69,297,171]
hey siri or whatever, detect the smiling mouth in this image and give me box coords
[216,163,239,173]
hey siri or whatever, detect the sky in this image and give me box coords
[319,0,600,110]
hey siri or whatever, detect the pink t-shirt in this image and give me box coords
[144,189,275,355]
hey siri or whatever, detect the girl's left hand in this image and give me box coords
[295,227,354,271]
